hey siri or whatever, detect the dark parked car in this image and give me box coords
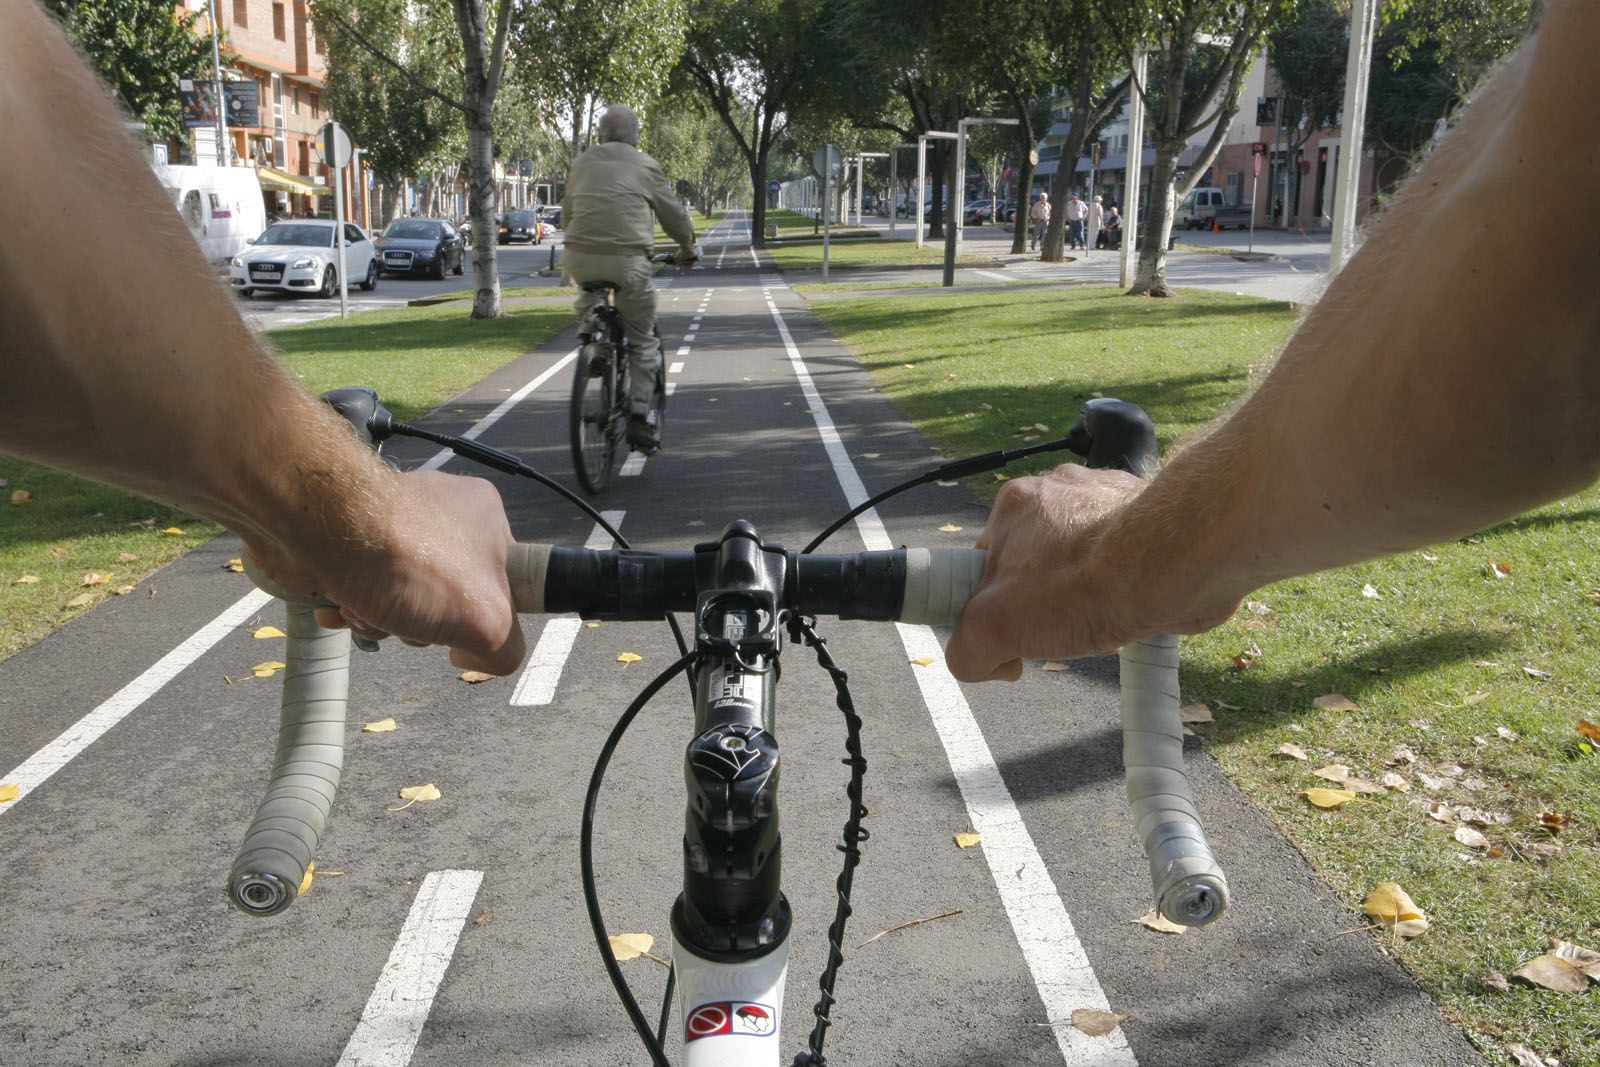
[963,200,992,225]
[374,218,466,279]
[497,209,543,244]
[996,199,1018,223]
[537,204,561,229]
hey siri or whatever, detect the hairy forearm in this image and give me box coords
[0,0,391,555]
[1101,5,1600,612]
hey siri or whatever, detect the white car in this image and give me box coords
[231,219,378,298]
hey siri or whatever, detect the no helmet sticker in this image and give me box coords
[685,1001,776,1041]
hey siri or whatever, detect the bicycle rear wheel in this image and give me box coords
[570,341,619,494]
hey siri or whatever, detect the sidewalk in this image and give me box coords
[840,214,1333,305]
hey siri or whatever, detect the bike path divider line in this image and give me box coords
[334,868,484,1067]
[762,292,1138,1067]
[417,349,578,472]
[0,588,274,819]
[510,511,624,706]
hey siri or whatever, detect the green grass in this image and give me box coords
[764,239,996,273]
[794,278,1077,295]
[0,302,572,658]
[810,284,1600,1067]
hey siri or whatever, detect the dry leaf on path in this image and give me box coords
[224,559,245,573]
[616,652,642,666]
[609,932,655,961]
[459,670,494,683]
[910,656,935,667]
[1070,1008,1128,1037]
[0,783,19,803]
[1276,742,1308,761]
[1454,826,1491,851]
[585,621,601,629]
[1512,954,1589,993]
[1362,882,1429,938]
[1179,704,1214,724]
[388,783,442,811]
[252,661,286,678]
[1302,788,1357,810]
[1313,693,1361,712]
[296,861,316,897]
[938,523,963,533]
[113,585,135,596]
[363,718,398,733]
[1312,764,1350,783]
[1132,909,1186,935]
[253,626,286,639]
[953,832,982,849]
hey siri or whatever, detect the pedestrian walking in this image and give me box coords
[1028,192,1050,252]
[1065,192,1088,250]
[1087,195,1104,253]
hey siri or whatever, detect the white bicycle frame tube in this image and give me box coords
[673,931,789,1065]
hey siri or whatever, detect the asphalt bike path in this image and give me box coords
[0,211,1479,1066]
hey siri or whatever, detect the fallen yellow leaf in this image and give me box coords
[1302,788,1357,810]
[459,670,494,683]
[1363,882,1429,938]
[11,575,40,586]
[585,621,601,629]
[1512,954,1589,993]
[116,552,140,563]
[363,717,398,733]
[910,656,935,667]
[81,572,109,587]
[162,527,185,536]
[953,832,982,849]
[938,523,963,533]
[609,932,655,961]
[1313,693,1360,712]
[252,661,286,678]
[10,489,35,505]
[1070,1008,1128,1037]
[388,783,443,811]
[0,783,19,803]
[64,593,94,608]
[224,559,245,573]
[617,652,643,665]
[1132,909,1186,934]
[993,472,1010,482]
[1312,763,1350,783]
[1276,742,1308,761]
[297,861,316,897]
[253,626,287,639]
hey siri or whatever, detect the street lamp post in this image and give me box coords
[887,144,914,237]
[1119,48,1149,289]
[1329,0,1378,274]
[955,117,1019,258]
[206,0,229,165]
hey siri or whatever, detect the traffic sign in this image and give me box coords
[768,180,781,194]
[315,121,354,169]
[1251,141,1266,178]
[812,144,841,178]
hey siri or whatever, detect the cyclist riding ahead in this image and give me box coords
[561,105,698,453]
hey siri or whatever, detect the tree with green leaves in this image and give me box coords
[1267,0,1348,226]
[317,0,517,318]
[646,97,750,215]
[45,0,218,143]
[1098,0,1297,296]
[675,0,837,246]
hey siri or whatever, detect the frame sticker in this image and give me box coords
[685,1000,776,1041]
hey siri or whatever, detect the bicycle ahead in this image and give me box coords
[230,389,1229,1067]
[569,251,689,495]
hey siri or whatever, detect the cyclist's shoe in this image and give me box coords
[626,413,661,453]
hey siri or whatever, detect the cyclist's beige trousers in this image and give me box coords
[564,249,660,415]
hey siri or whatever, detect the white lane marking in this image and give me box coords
[666,382,677,396]
[335,869,484,1067]
[670,362,685,373]
[0,589,274,818]
[511,512,623,706]
[676,346,691,356]
[973,269,1011,282]
[619,453,647,477]
[692,315,702,323]
[419,349,578,471]
[764,301,1137,1067]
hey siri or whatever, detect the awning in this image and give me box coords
[258,166,324,195]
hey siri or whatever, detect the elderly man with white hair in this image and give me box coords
[561,105,698,451]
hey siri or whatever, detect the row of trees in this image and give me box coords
[56,0,1537,313]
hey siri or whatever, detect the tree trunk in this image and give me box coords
[379,176,402,229]
[1011,139,1035,254]
[1130,147,1180,296]
[465,116,502,318]
[748,155,768,248]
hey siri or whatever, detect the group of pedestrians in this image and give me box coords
[1027,190,1123,253]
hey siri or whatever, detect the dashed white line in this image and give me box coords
[676,346,691,356]
[511,512,623,706]
[334,869,484,1067]
[666,382,678,396]
[763,298,1137,1067]
[669,362,685,373]
[619,453,647,477]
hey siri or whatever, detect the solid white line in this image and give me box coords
[0,588,275,818]
[670,362,685,373]
[510,512,622,706]
[335,869,484,1067]
[619,453,647,477]
[973,269,1011,282]
[418,349,578,471]
[764,301,1136,1066]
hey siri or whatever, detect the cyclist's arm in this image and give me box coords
[645,157,697,251]
[0,0,525,675]
[946,1,1600,682]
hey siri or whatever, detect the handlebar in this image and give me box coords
[230,533,1228,926]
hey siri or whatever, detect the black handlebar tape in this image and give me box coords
[898,548,987,626]
[227,600,351,916]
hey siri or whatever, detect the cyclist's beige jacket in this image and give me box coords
[560,141,696,257]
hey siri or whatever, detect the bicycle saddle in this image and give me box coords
[581,280,619,293]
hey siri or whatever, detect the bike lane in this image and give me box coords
[0,211,1484,1067]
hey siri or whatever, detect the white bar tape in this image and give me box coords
[899,547,986,626]
[506,543,552,614]
[1119,634,1228,925]
[228,600,352,915]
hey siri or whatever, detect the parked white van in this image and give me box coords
[153,164,267,267]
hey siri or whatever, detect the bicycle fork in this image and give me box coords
[671,524,792,1065]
